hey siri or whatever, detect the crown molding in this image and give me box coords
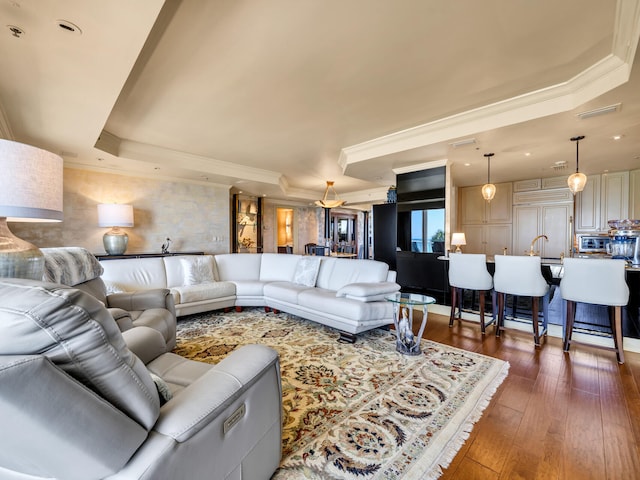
[108,138,283,186]
[64,163,231,189]
[339,0,640,171]
[393,159,448,175]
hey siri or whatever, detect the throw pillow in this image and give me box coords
[293,256,321,287]
[181,257,215,286]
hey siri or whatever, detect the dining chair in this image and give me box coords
[493,255,550,346]
[560,258,629,363]
[448,253,495,334]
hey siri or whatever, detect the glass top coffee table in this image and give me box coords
[385,292,436,355]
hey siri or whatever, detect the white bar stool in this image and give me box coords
[560,258,629,364]
[493,255,550,346]
[448,253,495,334]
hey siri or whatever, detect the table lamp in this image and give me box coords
[98,203,134,255]
[451,232,466,253]
[0,139,63,279]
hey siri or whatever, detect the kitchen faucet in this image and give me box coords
[528,234,548,256]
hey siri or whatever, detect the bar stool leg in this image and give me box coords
[563,300,576,352]
[449,287,457,327]
[495,292,505,338]
[479,290,486,334]
[612,305,624,364]
[532,297,540,347]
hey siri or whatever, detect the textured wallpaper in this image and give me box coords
[11,168,329,256]
[11,168,231,255]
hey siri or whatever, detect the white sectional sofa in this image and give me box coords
[100,253,400,342]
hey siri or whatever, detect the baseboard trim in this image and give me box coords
[429,303,640,354]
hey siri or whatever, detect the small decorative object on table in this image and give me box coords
[161,238,172,254]
[385,292,436,355]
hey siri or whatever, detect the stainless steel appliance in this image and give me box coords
[608,220,640,266]
[576,234,610,254]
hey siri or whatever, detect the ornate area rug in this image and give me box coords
[174,308,509,479]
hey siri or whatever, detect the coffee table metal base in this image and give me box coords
[385,293,436,355]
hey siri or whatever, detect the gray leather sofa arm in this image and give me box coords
[154,344,281,442]
[122,327,168,364]
[108,288,176,316]
[0,355,148,480]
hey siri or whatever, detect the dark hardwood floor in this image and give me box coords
[418,311,640,480]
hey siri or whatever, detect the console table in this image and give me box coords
[95,252,204,261]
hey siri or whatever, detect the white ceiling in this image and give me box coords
[1,0,640,209]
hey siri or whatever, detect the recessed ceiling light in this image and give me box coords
[7,25,25,38]
[56,20,82,35]
[524,152,531,156]
[613,135,622,140]
[464,163,471,167]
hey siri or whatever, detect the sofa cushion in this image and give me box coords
[180,257,215,285]
[163,255,218,287]
[215,254,262,281]
[317,258,389,291]
[233,280,269,297]
[335,281,401,301]
[292,256,321,287]
[298,287,392,322]
[260,253,300,281]
[100,257,168,290]
[263,281,312,304]
[172,282,236,304]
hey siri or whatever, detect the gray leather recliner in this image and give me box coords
[41,247,178,350]
[0,278,282,480]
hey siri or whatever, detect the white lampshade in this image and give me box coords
[97,204,134,227]
[0,139,63,222]
[98,204,134,255]
[0,139,63,279]
[451,233,466,246]
[451,232,466,253]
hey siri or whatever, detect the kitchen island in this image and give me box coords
[397,252,640,340]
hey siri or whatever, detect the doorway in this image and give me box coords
[329,212,357,254]
[276,207,294,252]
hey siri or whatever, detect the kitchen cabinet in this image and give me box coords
[464,224,512,256]
[513,203,571,257]
[459,182,512,224]
[459,182,512,255]
[576,171,629,232]
[601,171,629,228]
[631,169,640,219]
[575,175,601,232]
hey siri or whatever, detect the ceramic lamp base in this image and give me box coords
[0,217,44,280]
[103,229,129,255]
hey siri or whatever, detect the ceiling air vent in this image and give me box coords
[552,161,567,171]
[576,103,621,120]
[449,138,476,148]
